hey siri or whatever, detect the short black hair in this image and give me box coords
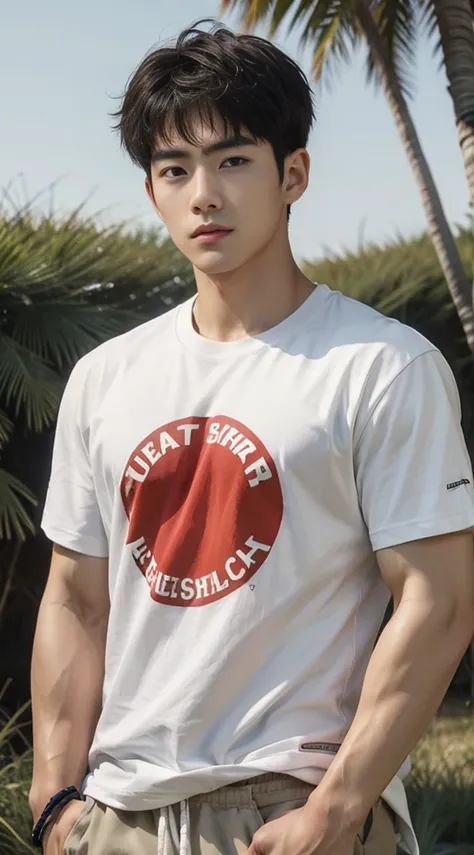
[114,20,315,183]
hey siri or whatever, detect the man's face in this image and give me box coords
[146,120,292,275]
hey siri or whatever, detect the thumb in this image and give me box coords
[247,832,270,855]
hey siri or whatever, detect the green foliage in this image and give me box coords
[304,230,462,318]
[0,753,34,854]
[0,201,193,541]
[0,474,37,542]
[405,718,474,853]
[0,683,33,854]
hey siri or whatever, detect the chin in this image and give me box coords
[192,255,244,276]
[192,243,264,276]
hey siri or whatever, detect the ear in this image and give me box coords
[283,149,310,206]
[145,176,162,220]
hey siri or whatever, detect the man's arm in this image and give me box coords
[306,530,474,834]
[29,545,109,821]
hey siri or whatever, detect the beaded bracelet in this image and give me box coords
[31,786,85,848]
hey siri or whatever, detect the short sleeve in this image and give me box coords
[354,350,474,551]
[41,361,109,557]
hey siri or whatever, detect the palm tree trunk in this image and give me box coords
[433,0,474,295]
[353,0,474,352]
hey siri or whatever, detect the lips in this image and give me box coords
[191,224,233,238]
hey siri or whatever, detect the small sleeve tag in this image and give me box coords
[299,742,340,754]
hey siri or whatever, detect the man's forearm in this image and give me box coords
[307,598,473,831]
[29,590,106,819]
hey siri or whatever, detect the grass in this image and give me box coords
[0,751,34,854]
[0,704,472,854]
[405,715,474,854]
[0,684,34,854]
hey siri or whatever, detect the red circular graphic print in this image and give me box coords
[120,416,283,607]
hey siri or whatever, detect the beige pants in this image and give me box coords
[64,773,396,855]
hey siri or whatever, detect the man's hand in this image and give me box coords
[42,799,87,855]
[246,805,358,855]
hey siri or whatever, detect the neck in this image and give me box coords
[192,228,315,342]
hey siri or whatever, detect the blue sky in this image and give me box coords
[1,0,468,261]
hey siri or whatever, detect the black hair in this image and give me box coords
[113,20,315,187]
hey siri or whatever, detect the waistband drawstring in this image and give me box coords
[157,800,191,855]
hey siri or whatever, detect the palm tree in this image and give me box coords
[430,0,474,245]
[222,0,474,350]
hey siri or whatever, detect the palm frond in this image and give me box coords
[365,0,418,98]
[419,0,442,60]
[0,205,193,309]
[263,0,348,44]
[0,411,13,445]
[268,0,297,34]
[0,335,62,431]
[2,210,139,295]
[223,0,358,86]
[0,470,36,541]
[221,0,275,29]
[8,303,137,369]
[221,0,420,97]
[290,0,341,34]
[303,2,357,84]
[281,0,315,30]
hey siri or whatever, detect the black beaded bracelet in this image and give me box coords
[31,786,85,848]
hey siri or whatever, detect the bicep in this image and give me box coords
[376,531,474,622]
[44,544,109,624]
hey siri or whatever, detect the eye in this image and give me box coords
[161,166,186,178]
[221,156,249,168]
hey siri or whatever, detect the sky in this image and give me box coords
[0,0,468,262]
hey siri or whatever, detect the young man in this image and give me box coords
[30,22,474,855]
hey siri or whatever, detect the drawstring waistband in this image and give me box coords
[157,800,191,855]
[155,773,311,854]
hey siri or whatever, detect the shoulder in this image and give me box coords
[314,285,458,421]
[322,285,435,363]
[320,284,440,382]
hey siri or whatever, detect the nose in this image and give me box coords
[189,167,223,214]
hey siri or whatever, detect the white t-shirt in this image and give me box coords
[42,284,474,855]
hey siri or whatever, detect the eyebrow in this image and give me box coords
[151,134,257,163]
